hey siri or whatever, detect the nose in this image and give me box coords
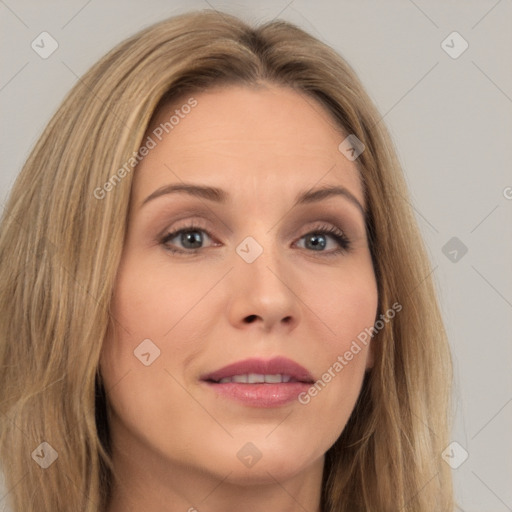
[225,239,301,333]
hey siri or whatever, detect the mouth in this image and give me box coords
[200,356,315,408]
[201,356,314,384]
[209,373,305,384]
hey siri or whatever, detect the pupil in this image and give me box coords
[307,234,326,250]
[183,231,202,248]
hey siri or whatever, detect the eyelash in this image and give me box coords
[160,222,352,257]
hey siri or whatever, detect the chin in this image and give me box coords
[214,456,320,486]
[186,436,324,484]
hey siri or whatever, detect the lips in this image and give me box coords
[201,356,315,384]
[200,357,315,408]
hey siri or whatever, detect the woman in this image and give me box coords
[0,10,454,512]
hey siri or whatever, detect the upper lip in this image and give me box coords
[201,356,314,383]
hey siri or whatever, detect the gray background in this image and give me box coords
[1,1,511,511]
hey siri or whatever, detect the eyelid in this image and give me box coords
[159,218,352,256]
[295,223,351,254]
[160,217,346,240]
[159,215,212,237]
[160,220,216,245]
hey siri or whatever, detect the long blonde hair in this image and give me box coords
[0,10,454,511]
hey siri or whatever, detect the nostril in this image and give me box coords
[245,314,258,323]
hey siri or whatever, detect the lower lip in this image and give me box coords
[202,381,312,408]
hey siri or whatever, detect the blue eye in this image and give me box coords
[161,225,214,253]
[296,225,351,254]
[160,223,351,255]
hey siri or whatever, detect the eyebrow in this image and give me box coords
[141,183,366,216]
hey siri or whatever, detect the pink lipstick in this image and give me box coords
[200,356,314,408]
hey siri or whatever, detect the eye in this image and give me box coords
[160,222,352,256]
[295,224,351,255]
[160,224,217,254]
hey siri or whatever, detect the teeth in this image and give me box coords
[248,373,265,383]
[216,374,293,384]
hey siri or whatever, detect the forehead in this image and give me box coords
[134,84,364,207]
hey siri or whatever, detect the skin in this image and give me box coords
[100,84,378,512]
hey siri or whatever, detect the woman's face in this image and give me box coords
[100,84,378,487]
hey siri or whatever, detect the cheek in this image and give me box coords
[99,256,211,449]
[100,251,222,398]
[109,252,217,349]
[295,257,377,431]
[305,254,379,346]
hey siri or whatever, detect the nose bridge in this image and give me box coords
[235,230,284,291]
[227,227,301,330]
